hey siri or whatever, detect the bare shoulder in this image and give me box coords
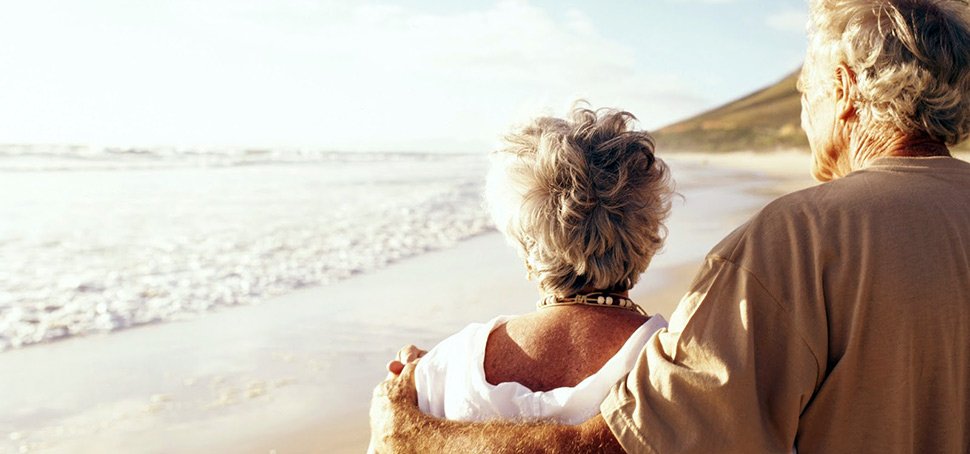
[484,308,649,391]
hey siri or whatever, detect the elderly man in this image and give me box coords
[370,0,970,452]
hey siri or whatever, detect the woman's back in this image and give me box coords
[414,306,667,424]
[484,306,651,392]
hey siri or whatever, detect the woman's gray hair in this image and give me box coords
[803,0,970,145]
[485,105,672,297]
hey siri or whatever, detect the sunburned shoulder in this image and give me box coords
[485,309,650,391]
[501,309,650,347]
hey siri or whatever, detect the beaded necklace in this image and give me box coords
[537,292,647,316]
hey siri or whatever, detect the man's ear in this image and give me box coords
[834,63,857,121]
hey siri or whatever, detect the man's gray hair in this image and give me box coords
[803,0,970,145]
[485,105,672,297]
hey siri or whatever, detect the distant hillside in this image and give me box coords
[654,70,969,152]
[653,71,806,152]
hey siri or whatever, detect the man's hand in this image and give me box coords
[370,358,420,453]
[386,344,426,376]
[368,343,626,453]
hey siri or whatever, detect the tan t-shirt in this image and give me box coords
[601,156,970,453]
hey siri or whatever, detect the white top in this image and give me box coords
[414,314,668,424]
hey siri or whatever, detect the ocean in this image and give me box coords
[0,145,786,354]
[0,146,491,351]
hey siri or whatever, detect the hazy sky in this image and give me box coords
[0,0,808,152]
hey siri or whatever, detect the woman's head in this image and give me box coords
[485,105,672,297]
[800,0,970,180]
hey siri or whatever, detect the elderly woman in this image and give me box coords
[380,106,671,431]
[371,0,970,452]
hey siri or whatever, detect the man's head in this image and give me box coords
[799,0,970,181]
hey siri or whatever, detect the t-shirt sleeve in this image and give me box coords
[600,256,821,453]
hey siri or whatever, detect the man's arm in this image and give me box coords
[369,362,625,453]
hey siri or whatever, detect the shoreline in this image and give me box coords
[0,153,820,453]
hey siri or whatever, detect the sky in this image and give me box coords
[0,0,809,152]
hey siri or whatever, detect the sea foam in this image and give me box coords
[0,150,492,351]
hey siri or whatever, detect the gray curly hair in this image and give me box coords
[485,105,673,297]
[802,0,970,145]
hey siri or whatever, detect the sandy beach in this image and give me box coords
[2,152,823,453]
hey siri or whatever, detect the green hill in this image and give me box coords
[654,70,969,152]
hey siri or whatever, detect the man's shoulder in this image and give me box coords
[750,172,880,226]
[707,179,853,263]
[759,174,866,216]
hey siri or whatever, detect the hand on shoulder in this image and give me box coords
[370,359,420,453]
[386,344,427,377]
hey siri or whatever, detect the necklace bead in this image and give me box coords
[537,292,646,315]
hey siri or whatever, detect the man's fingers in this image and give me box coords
[388,361,419,405]
[370,361,422,453]
[399,361,417,383]
[375,360,419,405]
[386,360,405,375]
[396,345,427,364]
[384,345,426,379]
